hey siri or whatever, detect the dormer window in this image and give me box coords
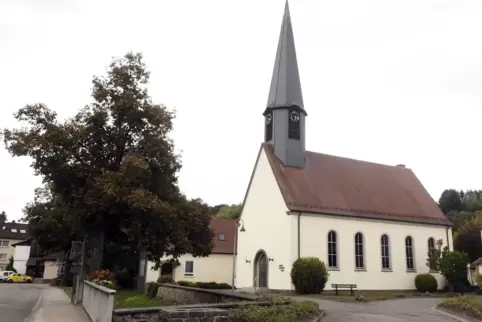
[20,229,26,234]
[218,233,225,241]
[11,229,17,233]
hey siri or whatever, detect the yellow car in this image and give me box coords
[7,273,33,283]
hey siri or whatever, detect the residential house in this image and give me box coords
[234,2,453,291]
[146,218,235,284]
[12,238,65,281]
[0,222,29,270]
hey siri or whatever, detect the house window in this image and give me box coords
[428,237,436,270]
[184,261,194,277]
[354,233,364,269]
[381,234,391,270]
[327,230,337,268]
[11,229,17,233]
[0,240,9,247]
[20,230,26,234]
[218,233,225,241]
[0,253,7,260]
[405,236,415,271]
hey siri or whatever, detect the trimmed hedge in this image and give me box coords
[414,274,438,293]
[177,280,232,289]
[290,257,328,294]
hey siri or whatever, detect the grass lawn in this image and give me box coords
[60,286,169,308]
[440,296,482,320]
[114,290,170,309]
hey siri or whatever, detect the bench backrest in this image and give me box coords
[331,284,357,288]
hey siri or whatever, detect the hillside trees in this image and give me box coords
[3,52,214,274]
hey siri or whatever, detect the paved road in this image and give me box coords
[0,284,45,322]
[296,297,461,322]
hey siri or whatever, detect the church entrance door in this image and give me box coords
[254,250,268,288]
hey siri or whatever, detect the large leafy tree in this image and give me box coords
[3,52,214,272]
[216,204,242,220]
[439,189,463,215]
[0,211,6,226]
[453,212,482,262]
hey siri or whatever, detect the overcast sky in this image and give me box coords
[1,0,482,221]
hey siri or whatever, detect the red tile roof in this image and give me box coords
[263,144,451,226]
[210,218,236,254]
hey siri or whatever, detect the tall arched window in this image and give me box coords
[328,231,337,268]
[381,234,390,270]
[355,233,364,269]
[428,237,436,270]
[405,236,414,270]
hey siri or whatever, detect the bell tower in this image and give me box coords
[263,1,306,168]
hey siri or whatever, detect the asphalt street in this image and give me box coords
[0,283,45,322]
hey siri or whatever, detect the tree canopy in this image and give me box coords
[0,211,6,226]
[3,52,214,270]
[215,204,242,220]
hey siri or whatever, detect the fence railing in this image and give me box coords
[82,280,116,322]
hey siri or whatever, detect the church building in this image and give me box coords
[235,2,453,291]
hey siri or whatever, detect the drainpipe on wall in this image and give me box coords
[298,212,302,259]
[446,226,451,251]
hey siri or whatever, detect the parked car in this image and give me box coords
[0,271,15,283]
[7,273,33,283]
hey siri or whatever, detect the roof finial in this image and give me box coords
[266,0,304,110]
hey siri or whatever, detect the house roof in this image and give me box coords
[210,218,236,254]
[263,143,451,226]
[0,222,29,240]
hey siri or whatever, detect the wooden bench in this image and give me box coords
[331,284,357,296]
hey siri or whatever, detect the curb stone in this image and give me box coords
[22,289,45,322]
[431,305,480,322]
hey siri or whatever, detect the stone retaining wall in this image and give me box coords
[155,284,255,305]
[112,307,228,322]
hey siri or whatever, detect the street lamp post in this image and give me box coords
[232,219,245,292]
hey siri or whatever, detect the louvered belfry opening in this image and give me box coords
[265,113,273,141]
[288,110,300,140]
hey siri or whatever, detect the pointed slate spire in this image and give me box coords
[266,1,304,111]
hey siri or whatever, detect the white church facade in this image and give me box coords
[235,2,453,291]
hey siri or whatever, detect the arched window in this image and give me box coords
[428,237,436,270]
[381,234,390,270]
[328,231,337,268]
[405,236,414,270]
[354,233,364,269]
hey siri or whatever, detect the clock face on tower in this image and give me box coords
[266,113,273,124]
[289,110,300,123]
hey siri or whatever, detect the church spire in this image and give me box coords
[266,1,304,111]
[263,1,306,169]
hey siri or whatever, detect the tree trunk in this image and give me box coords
[136,239,147,291]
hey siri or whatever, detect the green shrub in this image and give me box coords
[177,280,197,287]
[232,300,319,322]
[414,274,438,293]
[158,275,174,284]
[146,282,159,298]
[196,281,232,289]
[115,267,135,289]
[290,257,328,294]
[176,280,232,289]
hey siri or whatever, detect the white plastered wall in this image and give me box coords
[300,213,453,290]
[235,147,293,290]
[146,253,233,284]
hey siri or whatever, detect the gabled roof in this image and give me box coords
[0,222,29,240]
[263,143,451,226]
[266,1,304,111]
[210,218,236,254]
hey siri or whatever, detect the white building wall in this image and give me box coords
[235,147,293,290]
[146,254,233,284]
[300,213,452,290]
[13,245,30,274]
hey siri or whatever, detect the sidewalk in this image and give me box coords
[25,286,90,322]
